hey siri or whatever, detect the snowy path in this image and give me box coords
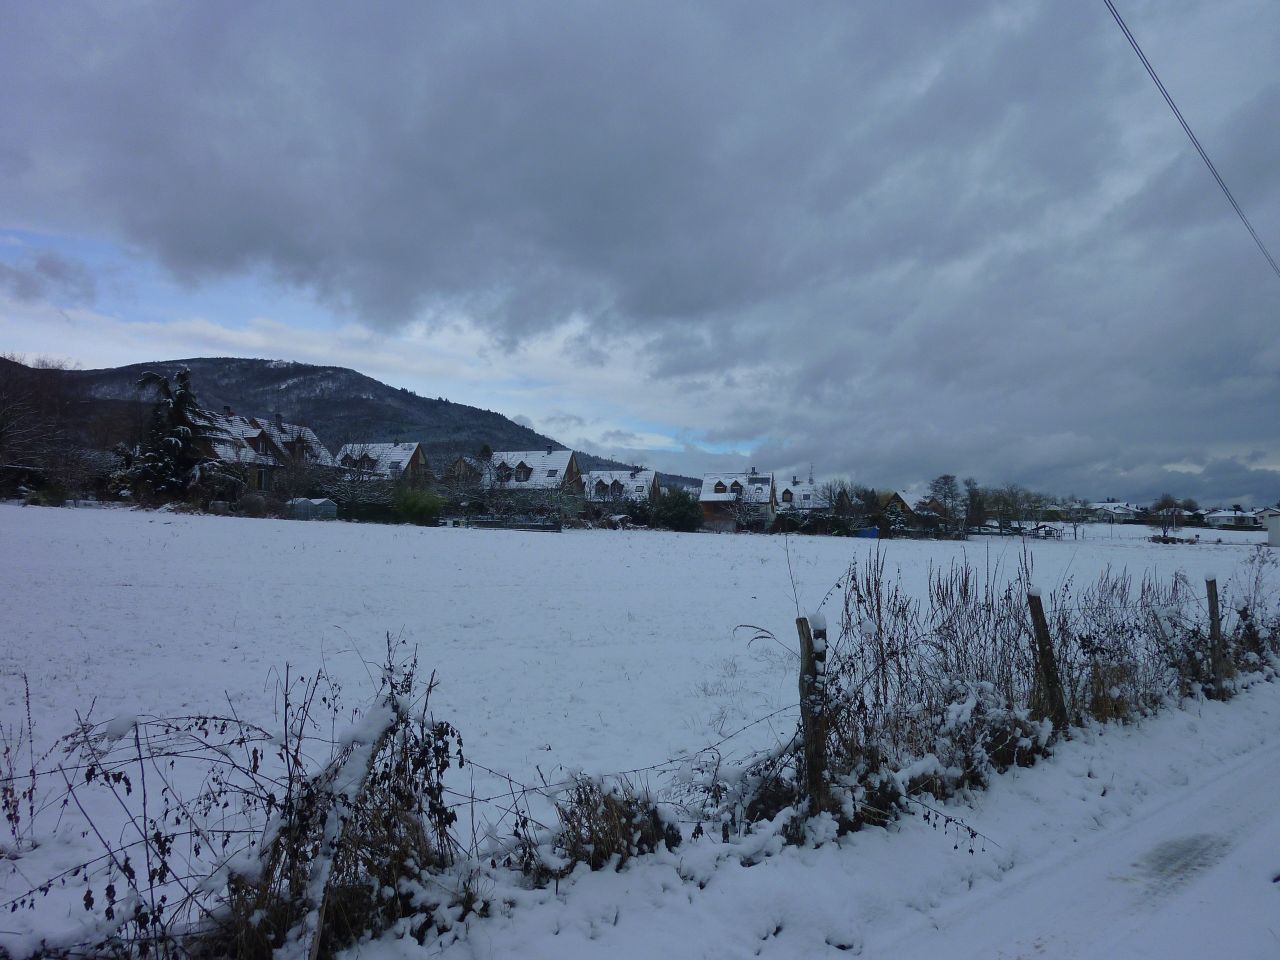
[873,733,1280,959]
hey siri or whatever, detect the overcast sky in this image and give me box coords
[2,1,1278,503]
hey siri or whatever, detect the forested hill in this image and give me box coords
[41,356,695,483]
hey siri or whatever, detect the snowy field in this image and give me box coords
[2,503,1278,957]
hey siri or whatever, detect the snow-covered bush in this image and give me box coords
[721,547,1280,843]
[2,641,469,959]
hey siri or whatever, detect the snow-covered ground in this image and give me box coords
[2,503,1277,957]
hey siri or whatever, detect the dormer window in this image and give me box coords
[729,481,742,494]
[515,463,533,483]
[496,465,513,483]
[782,489,793,503]
[714,481,727,494]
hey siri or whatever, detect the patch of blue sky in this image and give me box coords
[0,228,329,331]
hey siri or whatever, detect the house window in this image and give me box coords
[496,465,513,482]
[256,468,268,490]
[635,485,644,493]
[802,493,810,502]
[714,481,727,494]
[547,469,558,478]
[515,465,532,483]
[782,489,793,503]
[389,461,402,474]
[729,481,742,494]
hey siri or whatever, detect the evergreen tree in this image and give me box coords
[653,488,702,532]
[120,368,236,502]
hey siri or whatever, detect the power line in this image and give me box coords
[1103,0,1280,282]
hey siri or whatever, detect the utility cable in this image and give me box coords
[1104,0,1280,281]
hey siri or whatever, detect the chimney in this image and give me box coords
[793,475,799,485]
[276,412,284,430]
[547,445,554,455]
[223,405,233,416]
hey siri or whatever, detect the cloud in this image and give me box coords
[0,252,96,305]
[2,1,1279,503]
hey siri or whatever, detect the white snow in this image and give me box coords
[2,503,1279,957]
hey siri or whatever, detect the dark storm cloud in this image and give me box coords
[3,0,1278,502]
[0,253,96,305]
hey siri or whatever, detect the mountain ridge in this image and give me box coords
[38,356,697,485]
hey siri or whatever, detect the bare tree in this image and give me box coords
[0,356,41,471]
[927,474,964,534]
[1148,492,1182,538]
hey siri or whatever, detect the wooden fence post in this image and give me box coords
[796,613,829,814]
[1026,589,1069,732]
[1205,576,1230,699]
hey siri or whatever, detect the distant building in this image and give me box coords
[1089,502,1140,523]
[1204,508,1262,529]
[699,468,776,532]
[777,475,819,514]
[206,409,334,493]
[584,468,660,504]
[336,441,431,484]
[486,449,583,494]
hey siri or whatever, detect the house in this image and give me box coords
[583,469,660,505]
[486,448,583,494]
[877,491,918,529]
[1204,508,1262,529]
[777,475,819,513]
[206,409,334,492]
[699,468,776,532]
[336,441,431,484]
[1089,502,1139,523]
[1254,505,1280,525]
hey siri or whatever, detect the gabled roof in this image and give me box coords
[777,476,819,511]
[1204,508,1256,520]
[206,413,275,466]
[336,441,424,480]
[700,471,773,504]
[206,412,333,468]
[878,491,914,510]
[488,449,576,490]
[584,469,657,501]
[256,418,334,467]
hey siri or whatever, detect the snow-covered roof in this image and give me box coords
[700,471,773,504]
[255,417,334,467]
[487,449,575,490]
[336,442,423,480]
[1089,502,1139,514]
[777,476,819,511]
[206,414,278,467]
[584,470,656,502]
[1205,508,1256,520]
[205,412,334,469]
